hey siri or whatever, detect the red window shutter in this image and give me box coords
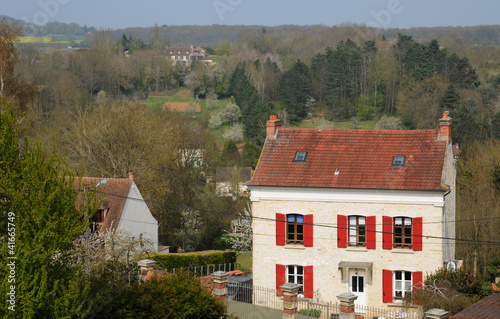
[304,214,313,247]
[276,264,286,296]
[383,216,393,250]
[383,269,393,303]
[412,271,423,305]
[413,217,423,251]
[413,271,423,290]
[276,213,286,246]
[337,215,347,248]
[304,266,314,298]
[366,216,376,249]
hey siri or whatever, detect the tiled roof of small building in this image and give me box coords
[74,177,132,233]
[248,128,448,191]
[450,292,500,319]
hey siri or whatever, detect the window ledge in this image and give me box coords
[346,247,368,252]
[392,249,415,254]
[284,245,306,250]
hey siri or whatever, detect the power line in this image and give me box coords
[86,189,500,246]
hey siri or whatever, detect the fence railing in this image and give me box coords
[160,262,238,277]
[228,283,424,319]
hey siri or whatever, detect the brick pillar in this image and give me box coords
[337,293,358,319]
[211,271,229,300]
[137,259,158,281]
[425,308,449,319]
[280,283,301,318]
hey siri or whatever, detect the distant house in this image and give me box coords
[216,167,252,197]
[165,46,207,65]
[75,172,158,252]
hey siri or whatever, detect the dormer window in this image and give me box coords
[392,156,405,167]
[293,151,307,162]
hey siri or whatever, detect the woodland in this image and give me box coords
[1,17,500,316]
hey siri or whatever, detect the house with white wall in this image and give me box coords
[75,172,158,252]
[247,114,456,310]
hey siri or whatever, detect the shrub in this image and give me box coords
[150,251,237,269]
[298,308,322,318]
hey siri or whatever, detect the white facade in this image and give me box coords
[117,181,159,252]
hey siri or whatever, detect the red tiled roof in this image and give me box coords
[74,177,132,234]
[248,128,448,190]
[450,292,500,319]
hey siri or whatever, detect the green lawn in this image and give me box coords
[145,96,169,110]
[236,252,252,272]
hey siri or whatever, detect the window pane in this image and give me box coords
[350,216,356,224]
[288,275,294,282]
[395,217,402,225]
[352,276,358,292]
[395,291,402,297]
[297,267,303,275]
[288,215,295,222]
[359,217,366,225]
[404,218,412,226]
[405,282,411,291]
[297,215,303,223]
[349,227,356,235]
[297,225,303,233]
[359,277,364,292]
[404,227,412,235]
[359,227,365,236]
[359,236,365,243]
[297,234,303,241]
[349,236,356,244]
[395,281,401,290]
[405,271,412,281]
[395,271,402,280]
[297,276,303,285]
[288,266,295,274]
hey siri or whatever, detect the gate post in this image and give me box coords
[280,283,301,318]
[211,271,229,300]
[425,308,449,319]
[336,292,358,319]
[137,259,158,281]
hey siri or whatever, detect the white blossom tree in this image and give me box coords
[226,205,252,252]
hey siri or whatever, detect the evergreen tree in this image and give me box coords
[0,103,92,317]
[440,84,460,111]
[278,59,312,123]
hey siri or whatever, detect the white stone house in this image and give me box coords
[75,173,159,252]
[247,114,456,310]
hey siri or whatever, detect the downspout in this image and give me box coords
[443,187,452,263]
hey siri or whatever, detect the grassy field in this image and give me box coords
[236,252,252,272]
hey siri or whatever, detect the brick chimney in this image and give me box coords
[129,171,134,180]
[266,115,281,138]
[439,111,452,144]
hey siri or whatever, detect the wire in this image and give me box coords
[83,189,500,246]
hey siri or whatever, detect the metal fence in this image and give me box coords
[227,283,424,319]
[161,262,237,277]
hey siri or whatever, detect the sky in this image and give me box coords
[1,0,499,30]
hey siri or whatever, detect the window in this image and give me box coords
[276,264,314,298]
[383,269,423,303]
[276,213,313,247]
[287,214,304,244]
[351,274,364,293]
[392,156,405,166]
[177,50,181,54]
[90,209,105,233]
[394,217,412,248]
[394,270,412,299]
[287,265,304,294]
[293,151,307,162]
[348,216,366,246]
[382,216,422,251]
[338,215,376,249]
